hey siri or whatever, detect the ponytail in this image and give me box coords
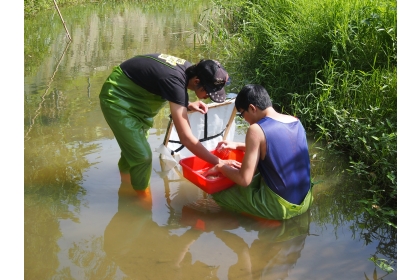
[185,59,205,80]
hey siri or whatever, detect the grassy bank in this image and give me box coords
[24,0,185,18]
[203,0,396,227]
[24,0,82,18]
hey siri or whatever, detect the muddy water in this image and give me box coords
[24,1,396,279]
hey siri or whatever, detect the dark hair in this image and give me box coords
[185,59,207,89]
[185,63,197,80]
[235,84,272,111]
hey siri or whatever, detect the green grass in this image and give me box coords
[201,0,397,228]
[24,0,205,18]
[24,0,82,18]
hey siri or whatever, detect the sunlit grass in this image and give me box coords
[200,0,396,230]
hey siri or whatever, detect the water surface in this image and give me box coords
[24,1,397,279]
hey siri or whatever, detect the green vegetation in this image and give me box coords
[24,0,205,18]
[25,0,79,18]
[200,0,396,228]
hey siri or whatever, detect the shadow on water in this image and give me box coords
[24,1,396,279]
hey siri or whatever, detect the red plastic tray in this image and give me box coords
[179,149,245,194]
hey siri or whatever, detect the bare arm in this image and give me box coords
[215,124,263,186]
[170,101,221,165]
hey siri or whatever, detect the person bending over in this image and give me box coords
[99,53,239,193]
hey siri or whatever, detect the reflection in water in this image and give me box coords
[24,137,95,280]
[66,236,119,279]
[104,181,202,278]
[24,41,71,140]
[25,192,61,279]
[103,168,311,279]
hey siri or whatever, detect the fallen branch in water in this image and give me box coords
[24,41,71,141]
[53,0,72,41]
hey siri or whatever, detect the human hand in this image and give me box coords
[201,159,241,179]
[215,141,234,151]
[202,166,220,177]
[222,159,241,169]
[188,100,208,114]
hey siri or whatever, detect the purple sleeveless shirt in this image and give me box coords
[257,117,311,204]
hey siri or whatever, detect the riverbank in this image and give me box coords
[203,0,397,229]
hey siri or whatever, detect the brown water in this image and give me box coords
[24,1,396,279]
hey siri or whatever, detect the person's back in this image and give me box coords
[256,116,311,205]
[211,84,313,220]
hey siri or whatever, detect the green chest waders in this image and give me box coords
[212,173,313,220]
[99,66,168,190]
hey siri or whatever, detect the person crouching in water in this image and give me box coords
[206,84,313,220]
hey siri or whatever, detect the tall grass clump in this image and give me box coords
[24,0,86,18]
[204,0,396,226]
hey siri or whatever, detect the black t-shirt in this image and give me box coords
[120,53,192,107]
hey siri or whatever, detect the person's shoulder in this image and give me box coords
[247,123,264,136]
[275,114,297,123]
